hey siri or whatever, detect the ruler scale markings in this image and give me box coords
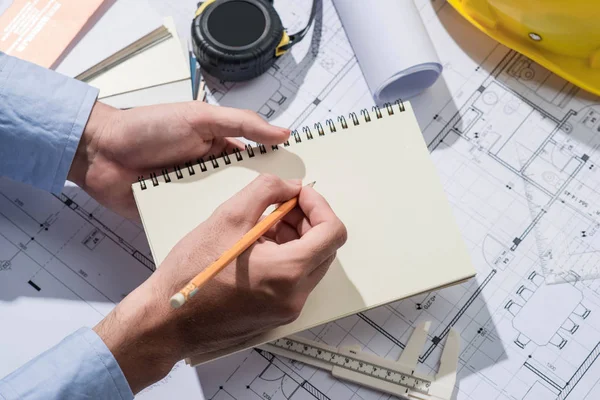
[260,321,457,399]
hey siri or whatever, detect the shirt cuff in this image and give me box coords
[0,328,133,400]
[0,52,99,194]
[51,86,98,194]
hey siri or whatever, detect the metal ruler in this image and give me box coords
[259,321,459,400]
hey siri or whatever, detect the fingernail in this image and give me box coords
[280,128,291,136]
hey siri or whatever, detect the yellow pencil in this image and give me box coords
[170,181,315,309]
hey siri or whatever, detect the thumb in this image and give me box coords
[212,174,302,232]
[197,103,290,145]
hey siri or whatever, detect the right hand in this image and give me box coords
[93,174,347,393]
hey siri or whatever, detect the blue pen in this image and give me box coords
[193,62,202,101]
[188,40,202,100]
[187,40,199,99]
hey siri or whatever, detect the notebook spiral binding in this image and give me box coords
[137,100,405,190]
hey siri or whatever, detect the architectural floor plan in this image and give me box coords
[195,1,600,399]
[2,1,600,399]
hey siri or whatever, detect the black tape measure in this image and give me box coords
[191,0,316,82]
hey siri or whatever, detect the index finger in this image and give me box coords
[196,103,290,145]
[281,187,347,269]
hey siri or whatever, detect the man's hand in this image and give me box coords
[68,101,290,220]
[93,175,347,393]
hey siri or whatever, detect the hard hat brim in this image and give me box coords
[448,0,600,97]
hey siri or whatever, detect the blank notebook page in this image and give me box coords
[132,102,475,364]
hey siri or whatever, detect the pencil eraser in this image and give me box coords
[170,293,186,309]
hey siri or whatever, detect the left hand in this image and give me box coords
[68,101,290,220]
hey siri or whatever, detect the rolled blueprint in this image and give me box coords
[332,0,442,103]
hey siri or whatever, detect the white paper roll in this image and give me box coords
[332,0,442,103]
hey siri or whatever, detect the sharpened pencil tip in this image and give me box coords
[307,181,316,187]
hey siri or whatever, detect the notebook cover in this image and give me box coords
[0,0,107,68]
[132,101,475,364]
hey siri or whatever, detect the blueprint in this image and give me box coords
[3,0,600,399]
[195,0,600,399]
[0,180,205,398]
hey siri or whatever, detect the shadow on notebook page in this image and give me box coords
[197,147,309,182]
[189,257,364,364]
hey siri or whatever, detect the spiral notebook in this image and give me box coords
[132,101,475,365]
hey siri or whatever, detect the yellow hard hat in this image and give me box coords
[447,0,600,96]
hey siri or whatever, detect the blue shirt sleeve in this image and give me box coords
[0,328,133,400]
[0,53,133,399]
[0,51,98,194]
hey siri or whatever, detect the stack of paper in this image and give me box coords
[55,0,166,79]
[54,0,195,109]
[87,16,193,109]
